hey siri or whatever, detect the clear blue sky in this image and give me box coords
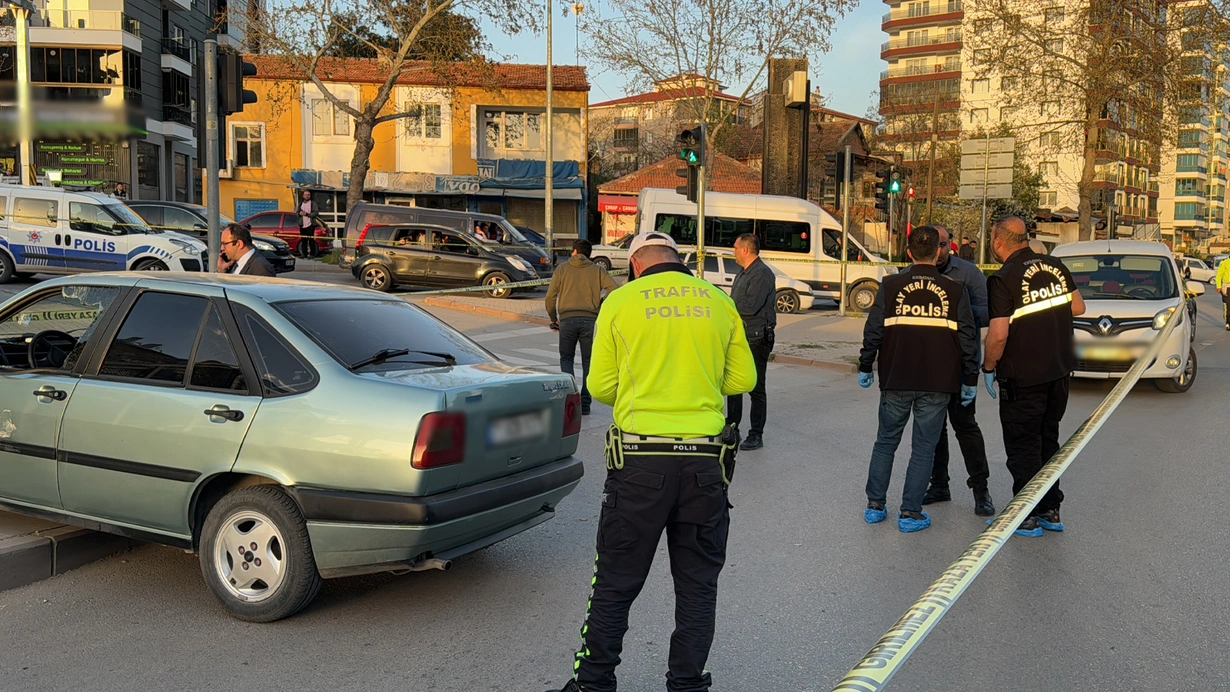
[479,1,885,117]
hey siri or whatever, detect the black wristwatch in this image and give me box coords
[982,366,995,374]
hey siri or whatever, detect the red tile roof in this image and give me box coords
[247,56,589,91]
[591,87,746,109]
[599,153,761,195]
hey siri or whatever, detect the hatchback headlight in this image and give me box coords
[507,256,530,272]
[253,239,276,252]
[1153,307,1178,330]
[167,237,200,253]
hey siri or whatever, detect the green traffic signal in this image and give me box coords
[679,148,700,165]
[889,180,902,193]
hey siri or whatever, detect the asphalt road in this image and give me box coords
[0,281,1228,692]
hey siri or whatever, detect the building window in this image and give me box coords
[1042,101,1060,117]
[137,141,160,194]
[972,49,990,65]
[484,110,543,151]
[1001,76,1018,91]
[944,56,961,71]
[1037,131,1061,148]
[1045,39,1064,53]
[174,153,189,202]
[1044,7,1065,23]
[123,50,141,90]
[906,29,930,46]
[1040,161,1059,179]
[1040,191,1057,207]
[311,99,351,137]
[404,103,443,139]
[1000,106,1017,122]
[970,78,989,93]
[906,1,930,17]
[24,48,122,85]
[232,123,265,168]
[1178,129,1203,148]
[613,128,639,150]
[1176,178,1202,195]
[969,108,988,124]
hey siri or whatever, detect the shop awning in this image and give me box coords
[598,194,638,214]
[502,188,582,200]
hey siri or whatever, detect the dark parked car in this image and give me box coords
[239,210,335,257]
[352,223,538,298]
[341,203,552,278]
[127,201,297,273]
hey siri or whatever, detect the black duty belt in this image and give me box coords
[604,425,739,485]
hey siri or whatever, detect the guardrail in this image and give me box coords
[828,301,1184,692]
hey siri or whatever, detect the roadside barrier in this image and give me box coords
[828,302,1186,692]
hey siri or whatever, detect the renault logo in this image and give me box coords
[1097,317,1114,335]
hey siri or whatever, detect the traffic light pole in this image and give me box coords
[204,39,220,273]
[839,145,852,317]
[697,161,706,270]
[888,188,895,264]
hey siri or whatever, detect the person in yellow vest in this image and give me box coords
[1217,257,1230,330]
[548,232,757,692]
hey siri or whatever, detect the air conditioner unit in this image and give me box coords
[783,71,808,107]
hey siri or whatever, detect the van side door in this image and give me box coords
[9,192,65,271]
[64,201,132,271]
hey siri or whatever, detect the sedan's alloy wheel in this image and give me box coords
[213,510,287,602]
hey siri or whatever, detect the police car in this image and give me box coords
[1052,240,1204,393]
[0,185,207,282]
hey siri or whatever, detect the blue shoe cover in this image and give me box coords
[1037,517,1065,532]
[898,512,931,533]
[865,506,888,524]
[988,518,1044,537]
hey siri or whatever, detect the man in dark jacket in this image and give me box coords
[958,238,975,261]
[922,226,996,516]
[546,239,618,416]
[858,225,979,533]
[218,224,277,276]
[726,233,776,451]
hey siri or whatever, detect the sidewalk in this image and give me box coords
[411,291,864,374]
[0,511,133,591]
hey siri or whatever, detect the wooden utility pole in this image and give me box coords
[924,91,940,224]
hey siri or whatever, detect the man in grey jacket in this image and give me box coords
[726,233,776,451]
[922,225,995,516]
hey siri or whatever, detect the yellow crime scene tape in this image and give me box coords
[828,301,1186,692]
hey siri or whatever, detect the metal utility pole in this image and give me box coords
[924,91,940,224]
[11,0,34,185]
[979,130,989,265]
[839,145,853,316]
[697,157,707,269]
[544,0,555,259]
[888,182,896,263]
[205,39,221,272]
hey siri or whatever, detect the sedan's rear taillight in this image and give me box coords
[412,412,466,469]
[355,224,374,251]
[562,393,582,437]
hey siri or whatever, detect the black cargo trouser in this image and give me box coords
[930,393,991,492]
[574,454,730,692]
[999,375,1069,514]
[726,337,771,436]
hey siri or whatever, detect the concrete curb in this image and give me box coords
[0,515,134,592]
[423,297,858,373]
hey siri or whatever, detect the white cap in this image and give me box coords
[628,232,678,257]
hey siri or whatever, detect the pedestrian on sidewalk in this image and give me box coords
[1217,255,1230,330]
[983,216,1085,537]
[546,231,755,692]
[858,225,979,534]
[545,239,617,416]
[725,233,776,451]
[296,190,319,259]
[921,225,996,517]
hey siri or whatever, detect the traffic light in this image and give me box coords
[824,152,847,184]
[889,170,902,194]
[675,125,706,203]
[219,52,258,115]
[907,186,916,200]
[675,165,700,203]
[873,170,889,212]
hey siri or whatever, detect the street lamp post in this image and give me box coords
[9,0,36,185]
[544,0,554,261]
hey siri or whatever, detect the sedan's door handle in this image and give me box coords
[432,255,442,260]
[32,388,67,401]
[204,406,244,422]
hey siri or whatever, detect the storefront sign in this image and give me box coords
[39,144,87,153]
[477,159,497,181]
[60,156,108,164]
[436,176,480,194]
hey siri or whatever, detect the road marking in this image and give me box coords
[471,326,546,343]
[517,347,566,360]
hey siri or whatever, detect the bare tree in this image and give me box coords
[966,0,1228,239]
[579,0,857,152]
[240,0,536,212]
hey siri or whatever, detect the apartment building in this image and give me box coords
[217,58,591,237]
[0,0,252,201]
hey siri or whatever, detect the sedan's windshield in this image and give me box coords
[277,299,492,370]
[1059,254,1178,300]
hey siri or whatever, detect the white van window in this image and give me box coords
[653,213,811,254]
[14,197,57,227]
[822,229,866,262]
[0,192,7,220]
[759,220,810,253]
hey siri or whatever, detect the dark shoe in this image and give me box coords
[546,682,582,692]
[973,489,996,516]
[1014,516,1044,537]
[581,404,592,416]
[865,501,887,524]
[1036,508,1065,532]
[898,510,932,533]
[921,485,951,505]
[739,433,763,451]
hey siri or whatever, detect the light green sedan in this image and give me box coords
[0,273,584,621]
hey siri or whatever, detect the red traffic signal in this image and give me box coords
[907,186,916,199]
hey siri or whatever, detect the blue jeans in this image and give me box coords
[866,389,951,513]
[558,316,595,407]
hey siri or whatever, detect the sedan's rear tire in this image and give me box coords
[0,252,14,283]
[483,271,513,299]
[1155,347,1196,393]
[775,289,801,314]
[199,485,321,623]
[360,264,394,292]
[593,257,612,271]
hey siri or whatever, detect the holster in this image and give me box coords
[604,425,626,471]
[718,423,740,486]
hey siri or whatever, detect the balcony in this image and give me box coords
[880,32,962,58]
[613,116,637,127]
[881,64,961,80]
[883,1,963,29]
[161,36,194,75]
[27,9,141,51]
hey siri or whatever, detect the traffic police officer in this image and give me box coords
[549,232,757,692]
[983,216,1085,537]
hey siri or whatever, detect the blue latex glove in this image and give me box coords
[984,372,998,399]
[858,372,875,388]
[960,384,977,407]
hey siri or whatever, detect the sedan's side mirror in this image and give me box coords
[467,246,479,256]
[1186,280,1206,296]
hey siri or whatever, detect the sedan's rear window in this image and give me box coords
[277,299,492,370]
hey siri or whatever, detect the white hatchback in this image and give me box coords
[1052,241,1204,393]
[681,250,816,313]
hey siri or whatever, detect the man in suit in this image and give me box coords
[218,223,276,276]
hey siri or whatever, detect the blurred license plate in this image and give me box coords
[1078,345,1145,360]
[488,410,549,446]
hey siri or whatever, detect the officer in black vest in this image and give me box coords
[983,216,1086,537]
[858,225,980,533]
